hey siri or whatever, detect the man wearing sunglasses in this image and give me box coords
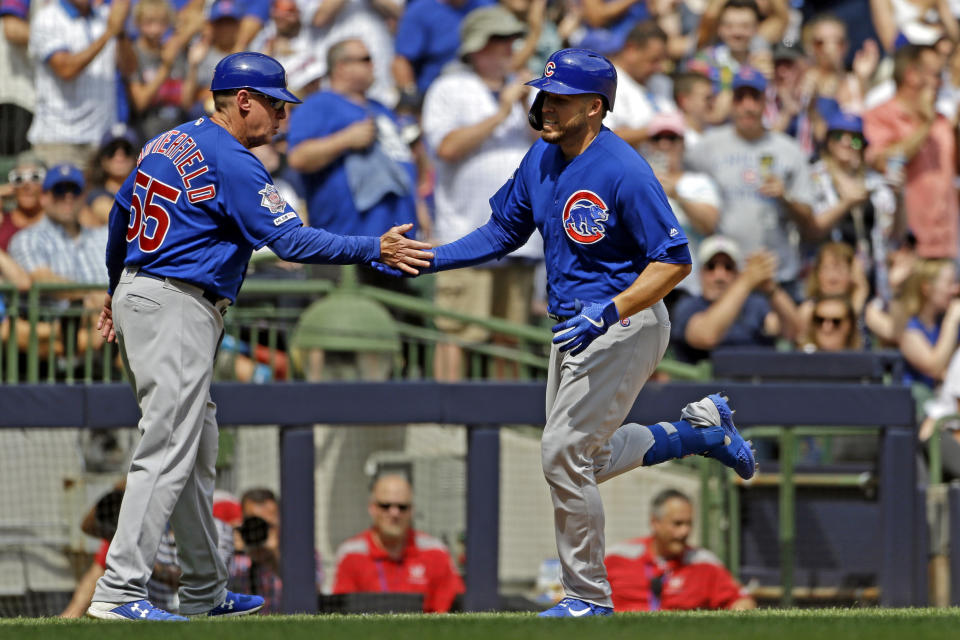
[9,163,109,287]
[670,234,798,364]
[90,51,433,621]
[333,473,464,613]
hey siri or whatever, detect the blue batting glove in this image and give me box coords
[368,260,409,278]
[551,299,620,356]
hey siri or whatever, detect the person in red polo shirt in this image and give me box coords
[605,488,755,611]
[332,473,464,613]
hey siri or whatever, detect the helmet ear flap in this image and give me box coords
[528,91,546,131]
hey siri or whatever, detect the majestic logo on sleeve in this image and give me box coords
[562,190,610,244]
[258,183,287,214]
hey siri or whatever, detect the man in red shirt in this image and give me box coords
[605,489,755,611]
[332,473,464,613]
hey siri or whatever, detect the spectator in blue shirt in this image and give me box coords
[392,0,493,107]
[288,38,425,239]
[670,235,798,363]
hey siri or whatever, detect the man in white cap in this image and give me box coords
[669,235,797,363]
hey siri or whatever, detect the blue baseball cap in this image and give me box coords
[100,122,139,150]
[732,66,766,93]
[826,112,868,147]
[577,28,627,57]
[43,164,85,192]
[210,0,242,21]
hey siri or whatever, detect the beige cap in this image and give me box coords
[458,6,526,59]
[698,235,742,269]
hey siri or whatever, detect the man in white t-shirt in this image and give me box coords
[27,0,133,168]
[421,5,542,381]
[603,20,676,150]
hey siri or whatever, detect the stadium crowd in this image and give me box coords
[4,0,960,443]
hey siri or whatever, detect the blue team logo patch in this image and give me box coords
[258,183,287,214]
[562,190,609,244]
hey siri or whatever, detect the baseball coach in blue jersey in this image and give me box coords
[379,48,757,617]
[90,52,433,621]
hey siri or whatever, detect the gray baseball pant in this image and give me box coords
[541,300,671,608]
[93,268,228,614]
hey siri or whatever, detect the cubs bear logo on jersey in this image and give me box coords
[258,183,287,214]
[562,190,609,244]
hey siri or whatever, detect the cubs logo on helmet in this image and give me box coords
[562,190,609,244]
[544,61,556,77]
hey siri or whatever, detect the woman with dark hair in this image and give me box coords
[81,125,138,229]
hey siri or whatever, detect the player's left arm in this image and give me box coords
[99,170,137,343]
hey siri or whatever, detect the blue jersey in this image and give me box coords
[394,0,493,95]
[106,117,305,301]
[487,127,688,314]
[287,91,417,236]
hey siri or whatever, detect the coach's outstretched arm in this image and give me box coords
[268,222,433,274]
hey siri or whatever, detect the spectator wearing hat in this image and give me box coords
[0,151,46,251]
[863,43,958,260]
[392,0,493,110]
[82,124,139,229]
[807,112,899,288]
[421,4,542,381]
[670,234,798,364]
[9,164,108,287]
[603,20,676,149]
[641,112,720,298]
[687,67,815,296]
[26,0,134,168]
[0,0,35,157]
[128,0,205,141]
[767,41,807,139]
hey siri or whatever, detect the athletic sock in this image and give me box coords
[642,420,726,466]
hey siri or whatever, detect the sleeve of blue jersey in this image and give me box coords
[619,170,691,264]
[105,171,137,295]
[221,147,303,249]
[393,2,427,59]
[431,159,537,271]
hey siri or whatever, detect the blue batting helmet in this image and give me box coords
[211,52,302,104]
[525,48,617,130]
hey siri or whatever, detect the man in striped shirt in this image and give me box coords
[9,164,108,287]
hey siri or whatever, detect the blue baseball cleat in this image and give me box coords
[705,393,757,480]
[538,597,613,618]
[191,591,265,618]
[87,599,188,621]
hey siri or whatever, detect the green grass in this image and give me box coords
[3,609,960,640]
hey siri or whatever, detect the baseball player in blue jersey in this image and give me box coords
[89,52,433,621]
[380,49,757,617]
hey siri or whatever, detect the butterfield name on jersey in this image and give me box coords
[137,118,217,204]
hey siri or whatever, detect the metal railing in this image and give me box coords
[3,275,710,384]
